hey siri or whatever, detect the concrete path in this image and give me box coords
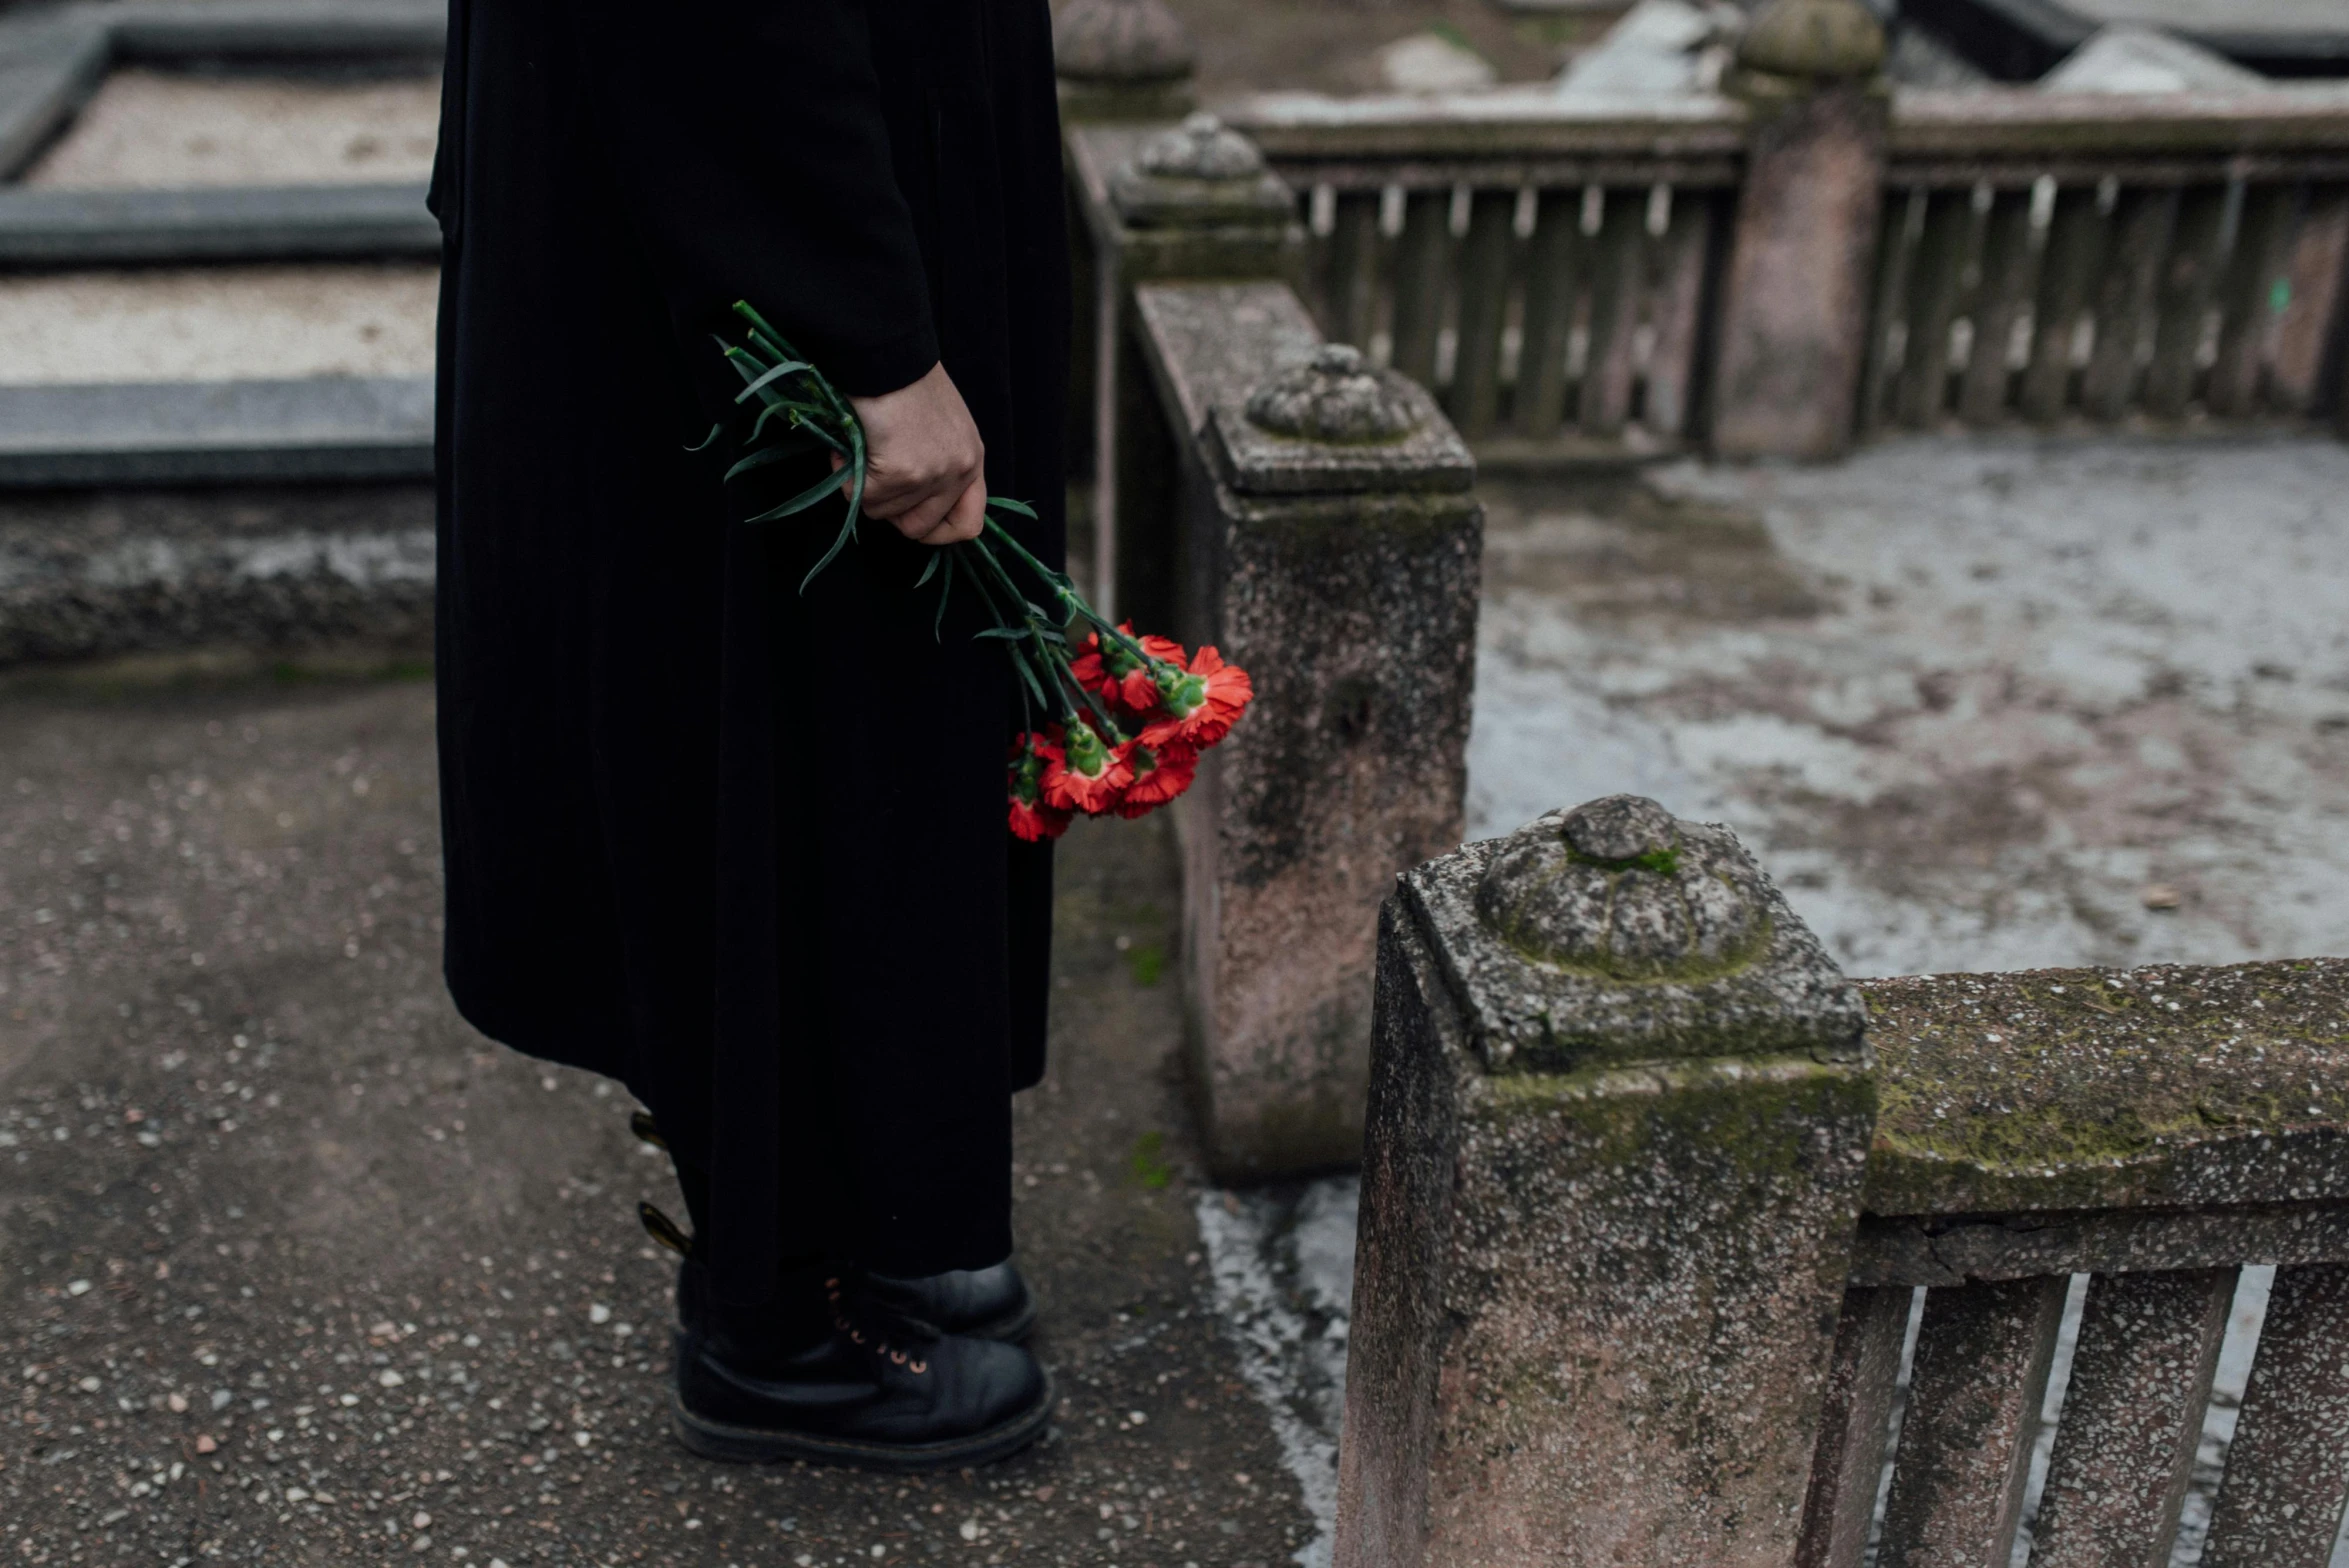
[1470,435,2349,977]
[0,669,1310,1567]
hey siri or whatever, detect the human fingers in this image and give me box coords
[884,480,963,543]
[923,476,987,546]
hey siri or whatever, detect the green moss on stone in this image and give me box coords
[1860,958,2349,1215]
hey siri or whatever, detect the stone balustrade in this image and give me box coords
[1337,794,2349,1568]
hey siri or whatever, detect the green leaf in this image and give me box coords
[745,466,847,523]
[987,496,1038,520]
[732,359,815,403]
[914,553,942,589]
[930,551,956,642]
[723,443,812,484]
[685,423,723,453]
[796,462,867,592]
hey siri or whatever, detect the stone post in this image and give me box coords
[1052,0,1197,125]
[1708,0,1891,460]
[1334,795,1877,1567]
[1130,281,1480,1179]
[1064,113,1302,624]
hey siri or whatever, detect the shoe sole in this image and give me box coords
[669,1372,1054,1473]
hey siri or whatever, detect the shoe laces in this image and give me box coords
[824,1274,939,1376]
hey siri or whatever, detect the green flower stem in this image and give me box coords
[978,516,1179,685]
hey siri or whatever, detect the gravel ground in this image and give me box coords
[0,668,1311,1567]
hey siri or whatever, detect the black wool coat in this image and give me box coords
[429,0,1068,1299]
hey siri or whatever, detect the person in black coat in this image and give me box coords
[429,0,1068,1468]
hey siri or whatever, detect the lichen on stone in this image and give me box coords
[1859,958,2349,1217]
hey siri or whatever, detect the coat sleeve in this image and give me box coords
[571,0,939,401]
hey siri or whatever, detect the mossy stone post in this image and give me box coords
[1709,0,1890,459]
[1335,795,1877,1567]
[1130,282,1480,1180]
[1064,114,1302,624]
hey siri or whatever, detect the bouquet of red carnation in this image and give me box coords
[707,302,1252,840]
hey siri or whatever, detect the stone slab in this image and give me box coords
[0,376,432,487]
[1860,959,2349,1218]
[0,182,436,266]
[0,2,443,181]
[0,480,434,664]
[101,0,445,64]
[23,68,440,190]
[0,13,108,181]
[0,263,438,383]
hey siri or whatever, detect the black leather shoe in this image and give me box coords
[642,1199,1038,1344]
[864,1262,1036,1343]
[672,1274,1051,1471]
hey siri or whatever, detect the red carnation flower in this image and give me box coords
[1117,634,1189,714]
[1140,645,1253,751]
[1114,740,1197,819]
[1070,623,1154,711]
[1041,718,1133,815]
[1007,732,1072,842]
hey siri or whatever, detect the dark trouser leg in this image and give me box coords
[767,517,1016,1277]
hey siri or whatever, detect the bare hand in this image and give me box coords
[837,362,986,546]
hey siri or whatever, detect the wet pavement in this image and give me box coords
[1469,435,2349,978]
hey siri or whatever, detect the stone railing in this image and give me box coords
[1336,794,2349,1567]
[1866,89,2349,433]
[1067,0,2349,470]
[1055,32,1485,1178]
[1227,93,1748,463]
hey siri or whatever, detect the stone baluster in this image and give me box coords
[1128,283,1479,1178]
[1334,795,1877,1566]
[1064,112,1302,622]
[1709,0,1891,459]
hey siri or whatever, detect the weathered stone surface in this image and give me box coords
[1147,291,1472,498]
[1127,279,1481,1181]
[1336,814,1876,1568]
[1109,116,1296,232]
[1875,1275,2067,1568]
[1051,0,1195,85]
[0,181,438,267]
[1735,0,1886,85]
[0,482,433,666]
[1139,111,1261,179]
[2030,1268,2233,1568]
[1796,1285,1913,1568]
[2200,1261,2349,1568]
[1851,1201,2349,1285]
[1242,345,1420,446]
[1403,800,1866,1073]
[1061,125,1302,619]
[1708,75,1887,459]
[0,376,433,488]
[1860,959,2349,1217]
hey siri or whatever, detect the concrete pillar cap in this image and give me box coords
[1473,796,1767,981]
[1242,344,1424,445]
[1053,0,1198,86]
[1734,0,1885,80]
[1137,112,1265,181]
